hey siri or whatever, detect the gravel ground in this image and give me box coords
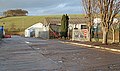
[29,39,120,71]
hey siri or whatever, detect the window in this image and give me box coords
[81,25,87,29]
[74,24,78,29]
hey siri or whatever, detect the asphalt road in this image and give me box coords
[0,36,120,71]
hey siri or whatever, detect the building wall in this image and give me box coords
[25,30,30,37]
[71,23,88,41]
[35,28,41,37]
[25,23,49,39]
[37,25,49,39]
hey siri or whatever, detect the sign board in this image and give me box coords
[72,29,88,41]
[83,29,88,37]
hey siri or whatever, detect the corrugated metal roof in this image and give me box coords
[45,17,61,25]
[44,17,88,25]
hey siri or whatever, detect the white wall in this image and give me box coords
[70,23,88,41]
[35,28,41,38]
[34,25,49,39]
[25,30,30,37]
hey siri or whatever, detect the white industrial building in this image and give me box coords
[44,17,88,41]
[25,17,89,41]
[25,23,49,39]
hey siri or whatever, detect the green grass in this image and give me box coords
[0,14,85,30]
[0,16,45,29]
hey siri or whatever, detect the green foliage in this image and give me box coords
[61,14,66,32]
[3,9,28,17]
[60,14,69,38]
[65,14,69,32]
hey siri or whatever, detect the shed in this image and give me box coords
[44,17,89,41]
[25,23,49,39]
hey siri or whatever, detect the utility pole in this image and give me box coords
[118,22,120,43]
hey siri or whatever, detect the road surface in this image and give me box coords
[0,36,120,71]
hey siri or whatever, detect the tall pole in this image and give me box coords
[68,28,70,39]
[119,22,120,43]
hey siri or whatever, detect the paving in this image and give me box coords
[0,36,59,71]
[61,40,120,53]
[0,36,120,71]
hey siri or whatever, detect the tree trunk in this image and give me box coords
[102,27,108,44]
[88,26,92,41]
[112,29,115,43]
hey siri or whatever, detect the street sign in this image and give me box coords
[83,29,88,38]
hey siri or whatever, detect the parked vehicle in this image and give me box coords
[4,35,11,38]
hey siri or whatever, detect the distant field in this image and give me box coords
[0,14,84,30]
[0,16,45,29]
[1,14,118,35]
[0,14,85,35]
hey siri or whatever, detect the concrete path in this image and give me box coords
[0,36,59,71]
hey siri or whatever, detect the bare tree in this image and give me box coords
[97,0,120,44]
[119,22,120,43]
[111,18,119,43]
[82,0,98,41]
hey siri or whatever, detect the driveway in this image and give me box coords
[0,36,120,71]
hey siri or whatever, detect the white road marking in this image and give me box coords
[25,41,31,44]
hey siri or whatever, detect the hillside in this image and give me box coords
[0,14,119,40]
[0,14,85,35]
[0,16,45,30]
[0,14,85,29]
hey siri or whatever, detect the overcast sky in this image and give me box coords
[0,0,84,16]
